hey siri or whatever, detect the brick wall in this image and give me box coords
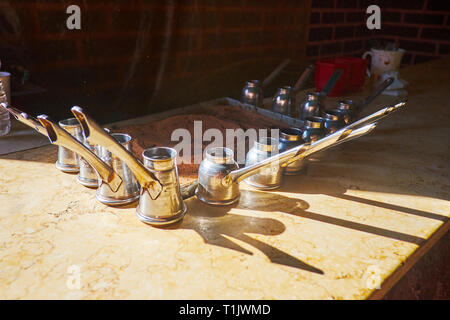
[0,0,310,121]
[307,0,374,61]
[2,0,449,121]
[372,0,450,65]
[307,0,450,65]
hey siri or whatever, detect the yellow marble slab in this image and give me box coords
[0,59,449,299]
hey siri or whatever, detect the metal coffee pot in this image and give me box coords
[278,127,307,175]
[177,100,407,202]
[336,77,395,124]
[298,92,321,120]
[297,68,343,120]
[302,116,326,143]
[77,128,110,188]
[245,137,282,190]
[271,64,315,116]
[95,133,140,205]
[70,107,165,208]
[195,119,381,205]
[271,86,292,115]
[36,115,123,192]
[136,147,187,226]
[241,59,290,107]
[55,118,81,173]
[196,147,240,205]
[1,104,109,189]
[241,80,263,107]
[336,99,356,125]
[322,110,347,134]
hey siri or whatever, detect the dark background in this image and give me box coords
[1,0,449,123]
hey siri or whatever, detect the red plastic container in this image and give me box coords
[335,56,368,92]
[315,58,351,97]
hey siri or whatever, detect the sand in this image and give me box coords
[112,105,286,184]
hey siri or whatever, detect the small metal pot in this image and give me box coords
[302,116,326,142]
[56,118,81,173]
[336,99,356,125]
[272,86,293,115]
[278,127,307,175]
[196,147,240,205]
[245,137,282,190]
[76,128,111,188]
[322,110,346,134]
[136,147,187,226]
[298,92,322,120]
[96,133,140,206]
[241,80,263,108]
[303,116,326,162]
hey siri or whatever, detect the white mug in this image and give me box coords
[362,48,405,80]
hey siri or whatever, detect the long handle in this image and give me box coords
[225,100,406,185]
[358,77,394,112]
[227,122,351,184]
[351,99,406,129]
[71,106,163,200]
[281,123,377,167]
[1,103,48,136]
[320,68,343,97]
[37,115,123,192]
[262,59,290,88]
[292,64,315,93]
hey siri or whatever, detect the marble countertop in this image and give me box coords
[0,59,449,299]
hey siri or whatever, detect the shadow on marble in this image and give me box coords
[242,189,427,246]
[161,194,325,274]
[336,194,448,223]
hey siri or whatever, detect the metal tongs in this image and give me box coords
[70,106,163,200]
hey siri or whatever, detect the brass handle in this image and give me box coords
[71,106,163,200]
[1,103,48,136]
[37,115,123,192]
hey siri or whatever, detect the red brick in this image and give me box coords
[306,44,320,57]
[320,42,343,55]
[220,10,261,28]
[404,13,445,26]
[361,0,423,10]
[383,25,419,38]
[311,0,335,8]
[336,0,358,8]
[310,12,321,24]
[202,32,242,50]
[334,26,354,39]
[245,31,279,47]
[399,40,436,53]
[346,11,364,23]
[382,11,403,24]
[322,12,345,24]
[309,27,333,41]
[343,39,363,52]
[439,43,450,55]
[33,39,79,62]
[421,27,450,41]
[427,0,450,11]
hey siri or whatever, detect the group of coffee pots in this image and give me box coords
[1,70,403,227]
